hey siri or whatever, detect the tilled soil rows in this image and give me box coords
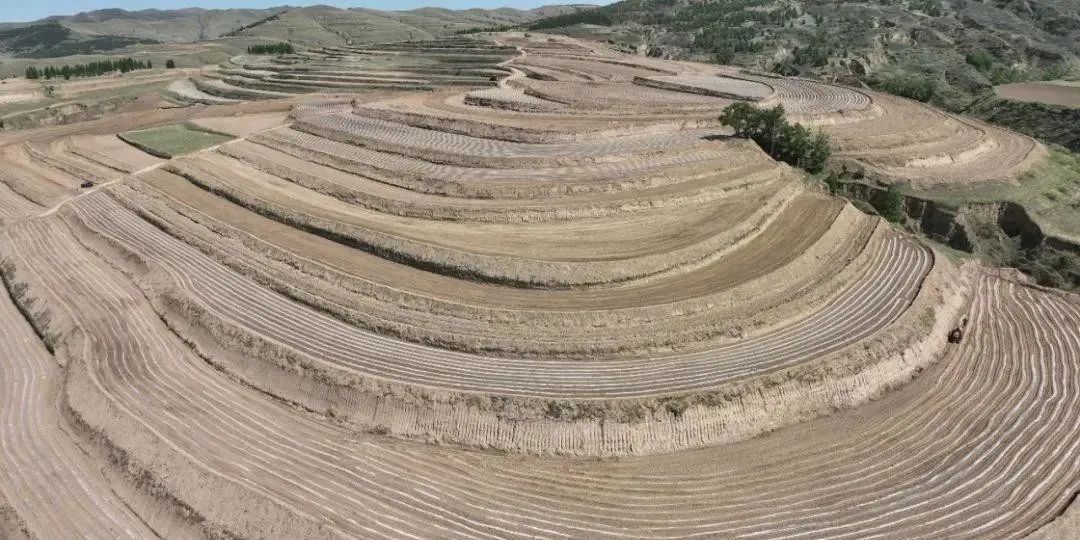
[0,32,1075,539]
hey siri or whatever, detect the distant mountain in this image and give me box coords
[0,5,595,58]
[232,5,595,46]
[43,7,293,43]
[0,21,159,58]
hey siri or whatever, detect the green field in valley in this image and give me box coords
[119,123,234,158]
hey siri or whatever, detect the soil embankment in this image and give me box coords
[837,181,1080,290]
[968,94,1080,152]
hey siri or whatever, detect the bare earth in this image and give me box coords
[996,82,1080,108]
[0,32,1076,539]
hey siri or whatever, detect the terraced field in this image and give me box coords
[0,32,1076,539]
[173,38,519,105]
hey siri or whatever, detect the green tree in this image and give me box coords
[757,105,787,156]
[719,103,832,174]
[165,59,176,69]
[718,102,757,137]
[804,131,832,174]
[878,184,905,222]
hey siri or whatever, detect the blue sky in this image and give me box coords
[3,1,591,23]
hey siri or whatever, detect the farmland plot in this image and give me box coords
[0,31,1075,540]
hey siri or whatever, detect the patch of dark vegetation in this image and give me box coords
[25,57,152,80]
[0,22,158,58]
[528,9,614,30]
[719,102,831,174]
[866,72,939,103]
[967,95,1080,152]
[247,42,295,55]
[455,24,519,35]
[0,22,71,51]
[21,35,158,58]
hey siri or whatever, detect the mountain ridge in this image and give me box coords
[0,4,595,56]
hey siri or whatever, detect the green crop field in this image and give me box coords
[119,123,233,158]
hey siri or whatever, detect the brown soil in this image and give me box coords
[996,82,1080,108]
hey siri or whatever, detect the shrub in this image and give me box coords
[247,43,295,55]
[165,59,176,69]
[877,184,905,222]
[719,103,832,173]
[823,172,841,194]
[965,50,994,73]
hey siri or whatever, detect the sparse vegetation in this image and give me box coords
[525,0,1080,143]
[869,72,938,103]
[221,12,285,38]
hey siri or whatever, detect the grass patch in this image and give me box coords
[902,148,1080,242]
[119,124,234,158]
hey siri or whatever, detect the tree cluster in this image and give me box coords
[719,102,832,173]
[871,73,938,102]
[696,25,761,59]
[247,43,295,55]
[25,57,151,81]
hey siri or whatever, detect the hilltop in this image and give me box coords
[0,5,593,57]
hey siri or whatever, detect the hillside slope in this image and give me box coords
[46,7,287,43]
[529,0,1080,111]
[0,21,158,58]
[0,5,595,57]
[235,4,594,46]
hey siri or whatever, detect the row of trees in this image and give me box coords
[719,102,832,173]
[25,57,152,81]
[247,43,295,55]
